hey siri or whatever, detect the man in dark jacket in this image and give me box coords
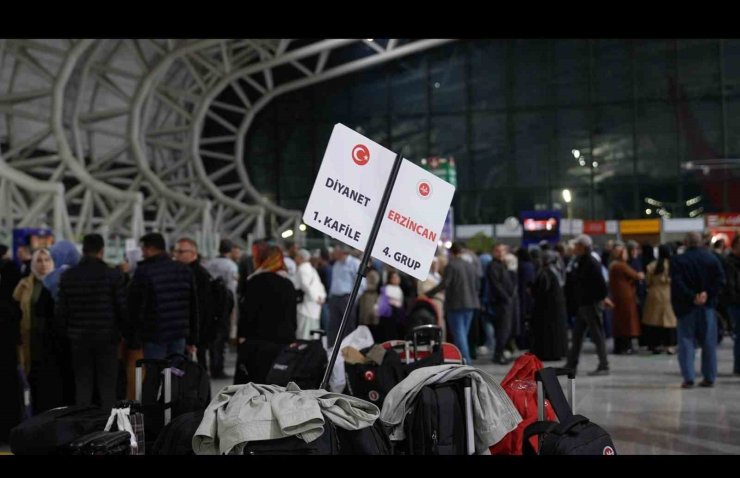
[671,232,726,388]
[487,243,516,365]
[564,234,610,376]
[423,242,480,364]
[55,234,126,410]
[128,233,198,360]
[0,244,23,440]
[173,237,216,371]
[724,235,740,375]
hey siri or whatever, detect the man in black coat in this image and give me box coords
[128,233,198,360]
[173,237,218,371]
[564,234,610,376]
[56,234,127,410]
[0,244,23,441]
[671,232,726,388]
[487,244,516,365]
[723,236,740,375]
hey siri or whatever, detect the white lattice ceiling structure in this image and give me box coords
[0,39,454,251]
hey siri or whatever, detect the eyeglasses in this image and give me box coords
[174,249,195,254]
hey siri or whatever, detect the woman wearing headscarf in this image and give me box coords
[530,250,568,361]
[42,241,79,406]
[43,241,81,301]
[642,245,677,354]
[12,248,70,412]
[236,244,297,384]
[609,242,645,354]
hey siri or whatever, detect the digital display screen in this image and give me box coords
[523,218,558,232]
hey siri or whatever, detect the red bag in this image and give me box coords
[489,353,557,455]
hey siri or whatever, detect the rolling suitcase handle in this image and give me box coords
[410,324,442,357]
[462,377,475,455]
[535,367,575,422]
[135,358,174,426]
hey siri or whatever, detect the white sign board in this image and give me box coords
[662,217,704,233]
[303,124,455,280]
[371,160,455,280]
[606,220,619,234]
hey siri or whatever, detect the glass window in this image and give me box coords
[350,67,388,118]
[390,57,427,116]
[553,39,589,106]
[592,104,635,182]
[634,40,674,101]
[390,116,426,162]
[471,112,508,189]
[592,39,632,103]
[678,39,720,100]
[635,101,678,179]
[470,40,506,111]
[679,99,722,163]
[513,111,551,187]
[430,43,466,114]
[552,107,591,187]
[513,39,550,108]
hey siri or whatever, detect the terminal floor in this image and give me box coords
[3,340,739,455]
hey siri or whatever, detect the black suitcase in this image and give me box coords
[67,430,131,455]
[9,405,110,455]
[135,354,209,450]
[401,378,475,455]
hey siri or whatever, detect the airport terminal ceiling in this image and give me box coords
[1,39,739,248]
[0,39,452,249]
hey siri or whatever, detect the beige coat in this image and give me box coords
[13,275,37,374]
[642,260,677,329]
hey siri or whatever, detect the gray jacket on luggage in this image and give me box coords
[193,382,379,455]
[380,364,522,454]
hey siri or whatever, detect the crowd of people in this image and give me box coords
[1,228,739,442]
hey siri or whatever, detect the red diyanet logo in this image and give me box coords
[603,446,615,455]
[352,144,370,166]
[417,181,431,199]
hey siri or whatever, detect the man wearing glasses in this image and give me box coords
[173,238,214,369]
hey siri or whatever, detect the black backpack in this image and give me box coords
[167,354,211,417]
[265,339,327,390]
[402,381,468,455]
[523,368,616,456]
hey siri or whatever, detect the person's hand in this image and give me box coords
[186,345,197,356]
[694,292,708,306]
[604,298,615,309]
[238,337,246,345]
[637,272,645,281]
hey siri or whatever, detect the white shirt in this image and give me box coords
[296,261,327,319]
[206,256,238,295]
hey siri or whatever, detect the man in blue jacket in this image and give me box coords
[128,233,199,360]
[670,232,726,388]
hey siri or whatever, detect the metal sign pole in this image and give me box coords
[319,151,404,390]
